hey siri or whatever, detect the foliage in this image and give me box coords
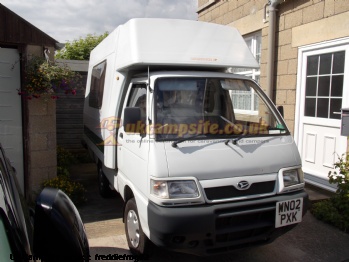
[42,146,86,206]
[55,32,109,60]
[43,176,86,205]
[19,56,82,100]
[312,196,349,233]
[57,166,70,179]
[311,153,349,233]
[329,153,349,197]
[57,146,76,168]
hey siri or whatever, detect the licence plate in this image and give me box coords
[275,198,303,228]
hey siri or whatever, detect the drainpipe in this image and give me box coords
[266,0,284,102]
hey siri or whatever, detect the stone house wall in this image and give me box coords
[197,0,349,134]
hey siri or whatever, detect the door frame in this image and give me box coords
[295,37,349,191]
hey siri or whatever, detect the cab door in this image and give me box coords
[117,82,149,194]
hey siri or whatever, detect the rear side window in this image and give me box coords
[89,60,107,109]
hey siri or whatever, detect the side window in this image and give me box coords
[127,84,147,122]
[89,60,107,109]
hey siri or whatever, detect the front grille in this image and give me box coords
[205,181,275,200]
[216,206,275,242]
[206,203,276,254]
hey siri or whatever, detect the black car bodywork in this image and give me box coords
[0,143,90,261]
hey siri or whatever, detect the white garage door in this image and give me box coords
[0,48,24,192]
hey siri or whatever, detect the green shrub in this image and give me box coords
[311,153,349,233]
[312,197,349,232]
[57,146,76,168]
[329,153,349,197]
[41,146,87,206]
[43,176,86,206]
[57,166,70,179]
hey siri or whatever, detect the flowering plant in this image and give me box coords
[18,56,82,99]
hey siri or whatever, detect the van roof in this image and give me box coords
[90,18,259,71]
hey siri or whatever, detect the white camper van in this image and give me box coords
[83,18,308,256]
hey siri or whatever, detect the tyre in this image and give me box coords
[124,198,151,255]
[97,164,113,198]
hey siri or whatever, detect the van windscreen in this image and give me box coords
[153,77,288,141]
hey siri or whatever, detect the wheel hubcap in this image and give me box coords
[127,210,140,248]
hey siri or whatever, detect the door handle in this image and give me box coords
[119,133,123,139]
[333,112,341,115]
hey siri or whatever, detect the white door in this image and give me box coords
[117,82,149,193]
[296,40,349,191]
[0,48,24,192]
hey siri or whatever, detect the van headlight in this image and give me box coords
[278,167,304,193]
[283,169,300,187]
[150,179,199,199]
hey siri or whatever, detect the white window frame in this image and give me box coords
[230,31,261,115]
[294,37,349,146]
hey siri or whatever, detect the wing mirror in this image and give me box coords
[33,188,89,262]
[123,107,143,134]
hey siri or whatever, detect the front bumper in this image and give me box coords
[147,190,308,256]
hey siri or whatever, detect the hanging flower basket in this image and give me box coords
[18,56,82,100]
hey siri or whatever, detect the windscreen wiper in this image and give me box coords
[225,132,252,145]
[172,134,206,148]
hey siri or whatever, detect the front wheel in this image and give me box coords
[124,198,151,255]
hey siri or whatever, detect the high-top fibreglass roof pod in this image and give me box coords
[89,18,259,72]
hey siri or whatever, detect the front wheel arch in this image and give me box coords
[122,186,134,222]
[124,198,152,255]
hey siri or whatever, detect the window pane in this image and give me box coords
[155,78,287,140]
[318,76,330,96]
[127,85,147,107]
[319,53,332,75]
[317,98,329,118]
[0,217,13,262]
[307,55,318,76]
[89,60,107,109]
[256,34,262,64]
[329,98,342,119]
[231,32,261,113]
[253,92,259,111]
[304,98,316,117]
[305,77,317,96]
[332,51,345,74]
[232,91,251,110]
[331,75,344,97]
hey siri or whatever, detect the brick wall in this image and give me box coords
[275,0,349,133]
[198,0,349,134]
[25,45,57,200]
[27,99,57,199]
